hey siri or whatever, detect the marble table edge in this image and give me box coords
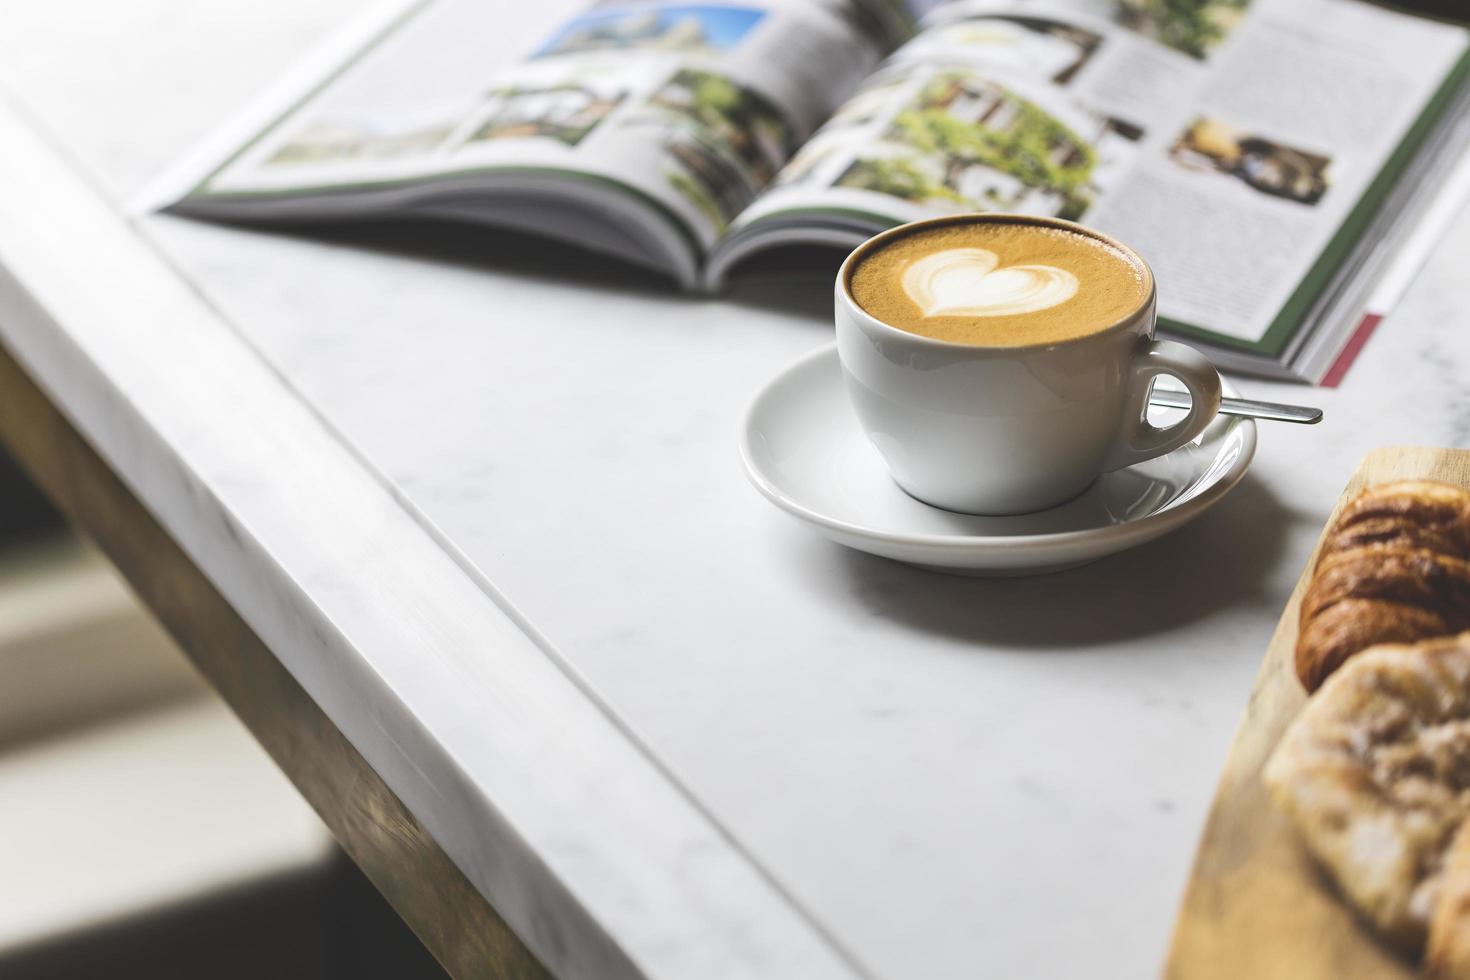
[0,98,870,980]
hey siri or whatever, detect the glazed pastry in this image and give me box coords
[1295,481,1470,691]
[1295,548,1470,691]
[1302,549,1470,623]
[1296,598,1450,693]
[1265,634,1470,952]
[1429,820,1470,979]
[1318,481,1470,562]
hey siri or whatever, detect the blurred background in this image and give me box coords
[0,1,1462,978]
[0,445,447,979]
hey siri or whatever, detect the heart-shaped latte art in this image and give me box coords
[902,247,1079,318]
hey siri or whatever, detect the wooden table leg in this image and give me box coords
[0,339,552,980]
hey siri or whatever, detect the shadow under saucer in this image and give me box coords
[778,472,1297,649]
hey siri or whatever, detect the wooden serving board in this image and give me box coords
[1165,446,1470,979]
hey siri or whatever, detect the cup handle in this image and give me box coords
[1100,339,1222,472]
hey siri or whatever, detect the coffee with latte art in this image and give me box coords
[848,219,1149,347]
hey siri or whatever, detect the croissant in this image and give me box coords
[1266,633,1470,953]
[1295,480,1470,692]
[1320,481,1470,561]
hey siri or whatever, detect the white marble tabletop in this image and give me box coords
[1,3,1465,978]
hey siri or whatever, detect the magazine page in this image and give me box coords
[176,0,900,267]
[718,0,1161,255]
[721,0,1470,358]
[1086,0,1469,355]
[728,3,1118,219]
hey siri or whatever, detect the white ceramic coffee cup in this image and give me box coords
[836,214,1222,515]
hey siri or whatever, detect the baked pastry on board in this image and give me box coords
[1166,449,1470,980]
[1268,479,1470,973]
[1266,634,1470,953]
[1296,481,1470,691]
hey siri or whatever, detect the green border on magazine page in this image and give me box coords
[1173,41,1470,357]
[1368,1,1470,28]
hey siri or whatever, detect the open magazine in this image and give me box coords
[162,0,1470,382]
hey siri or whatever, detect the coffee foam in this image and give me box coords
[901,247,1079,318]
[849,221,1148,347]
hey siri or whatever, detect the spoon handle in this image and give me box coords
[1148,389,1323,425]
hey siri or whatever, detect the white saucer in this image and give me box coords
[740,344,1256,576]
